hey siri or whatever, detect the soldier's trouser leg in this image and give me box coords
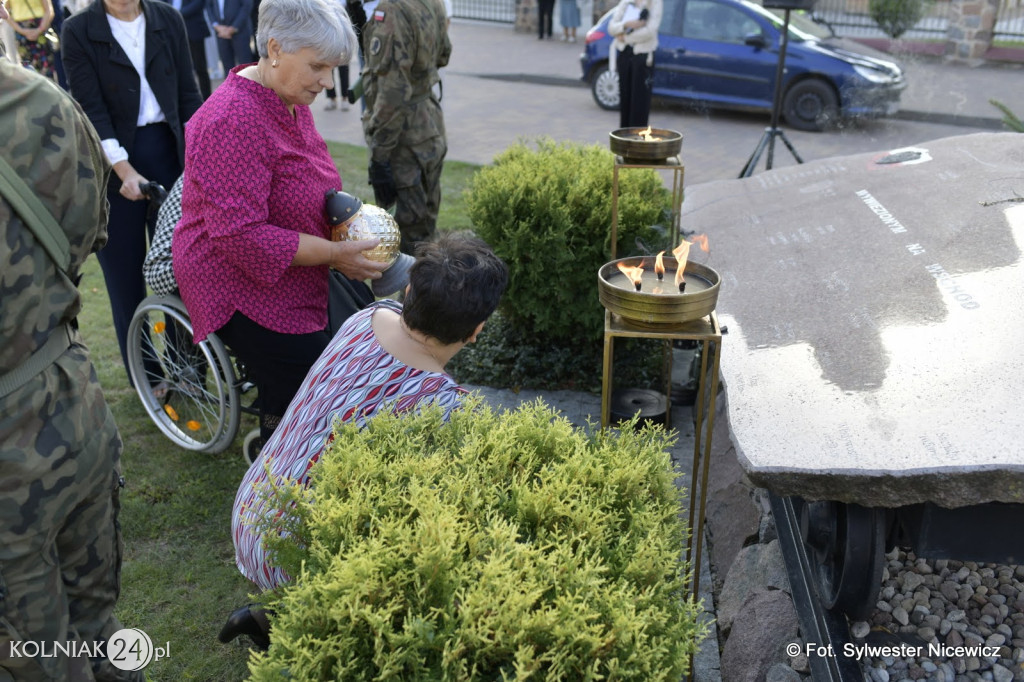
[392,136,446,254]
[0,353,141,682]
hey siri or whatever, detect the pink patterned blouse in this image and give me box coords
[172,64,341,342]
[232,300,467,591]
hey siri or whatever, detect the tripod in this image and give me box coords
[739,7,804,178]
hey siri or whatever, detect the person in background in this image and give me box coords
[173,0,388,447]
[206,0,251,77]
[361,0,450,254]
[537,0,553,39]
[50,0,68,87]
[608,0,660,128]
[1,0,19,61]
[322,61,349,110]
[8,0,58,80]
[1,43,142,682]
[61,0,203,386]
[220,232,509,648]
[161,0,212,99]
[559,0,579,42]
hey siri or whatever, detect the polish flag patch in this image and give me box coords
[373,9,386,20]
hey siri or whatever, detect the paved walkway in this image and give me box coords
[311,19,1024,185]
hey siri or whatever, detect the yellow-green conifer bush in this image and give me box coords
[465,139,669,345]
[247,398,707,681]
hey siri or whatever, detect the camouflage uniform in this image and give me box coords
[362,0,451,253]
[0,61,141,682]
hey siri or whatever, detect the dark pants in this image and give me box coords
[217,29,252,74]
[215,312,332,441]
[325,63,350,100]
[97,123,181,384]
[538,0,555,38]
[190,38,211,100]
[0,345,141,682]
[617,45,654,128]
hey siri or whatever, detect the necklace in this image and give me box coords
[400,318,445,368]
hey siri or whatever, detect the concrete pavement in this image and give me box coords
[311,18,1024,185]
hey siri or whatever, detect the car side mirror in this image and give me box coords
[744,32,767,48]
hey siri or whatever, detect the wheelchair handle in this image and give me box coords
[141,181,168,208]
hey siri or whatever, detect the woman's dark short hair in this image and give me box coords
[402,233,509,345]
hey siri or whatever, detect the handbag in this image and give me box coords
[327,270,375,336]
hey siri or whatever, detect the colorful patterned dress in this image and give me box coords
[231,299,466,591]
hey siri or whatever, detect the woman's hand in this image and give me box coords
[329,239,387,281]
[293,233,387,281]
[118,169,149,201]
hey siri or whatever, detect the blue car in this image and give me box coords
[581,0,906,131]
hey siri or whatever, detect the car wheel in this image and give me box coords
[782,79,839,132]
[591,64,620,111]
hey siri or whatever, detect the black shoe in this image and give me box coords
[218,604,270,650]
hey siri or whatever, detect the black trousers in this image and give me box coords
[617,45,654,128]
[189,38,211,100]
[97,123,181,384]
[215,312,332,441]
[538,0,555,37]
[325,63,350,99]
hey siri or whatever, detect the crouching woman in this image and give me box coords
[219,232,509,647]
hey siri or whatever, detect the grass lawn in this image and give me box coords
[74,142,481,680]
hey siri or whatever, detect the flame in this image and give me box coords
[616,261,644,288]
[672,234,710,288]
[654,251,665,279]
[638,126,654,141]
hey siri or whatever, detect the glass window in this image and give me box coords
[683,0,761,42]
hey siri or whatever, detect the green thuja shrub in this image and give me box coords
[247,398,707,681]
[990,99,1024,132]
[466,139,670,345]
[869,0,926,38]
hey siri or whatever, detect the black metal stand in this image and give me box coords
[739,8,804,178]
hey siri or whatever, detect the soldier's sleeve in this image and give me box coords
[363,1,416,163]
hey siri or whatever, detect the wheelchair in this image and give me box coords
[126,293,262,461]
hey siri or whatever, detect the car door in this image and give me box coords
[655,0,779,110]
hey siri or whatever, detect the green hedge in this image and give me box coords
[247,398,706,681]
[869,0,926,38]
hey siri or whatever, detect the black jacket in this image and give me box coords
[61,0,203,174]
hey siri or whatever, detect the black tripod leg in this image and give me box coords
[739,127,773,178]
[777,130,805,164]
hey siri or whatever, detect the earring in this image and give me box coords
[272,59,279,67]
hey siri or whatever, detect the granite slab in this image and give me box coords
[679,132,1024,508]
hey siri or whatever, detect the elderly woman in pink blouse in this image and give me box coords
[173,0,385,444]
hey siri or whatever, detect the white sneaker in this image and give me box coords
[325,99,338,111]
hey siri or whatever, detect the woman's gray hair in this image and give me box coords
[255,0,358,64]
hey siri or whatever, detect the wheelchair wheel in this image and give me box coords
[127,294,241,453]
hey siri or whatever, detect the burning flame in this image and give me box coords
[616,261,645,289]
[654,251,665,280]
[638,126,654,141]
[672,235,710,288]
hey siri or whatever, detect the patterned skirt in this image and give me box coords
[15,19,58,82]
